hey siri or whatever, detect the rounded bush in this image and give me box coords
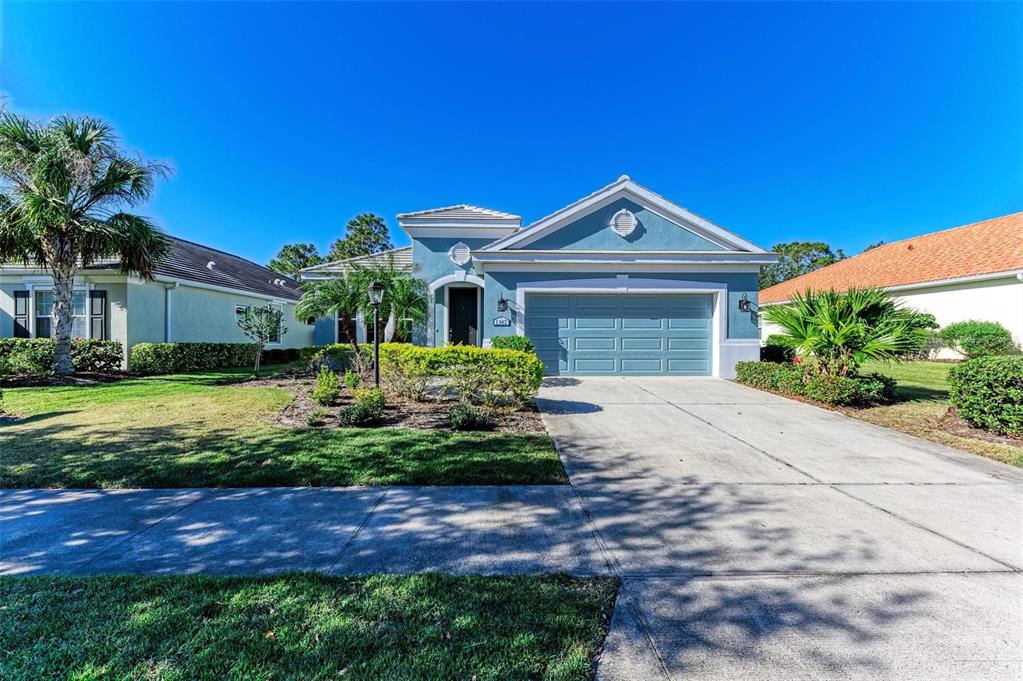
[448,403,495,431]
[760,334,795,363]
[938,320,1018,358]
[948,356,1023,435]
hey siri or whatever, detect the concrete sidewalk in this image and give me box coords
[0,485,611,576]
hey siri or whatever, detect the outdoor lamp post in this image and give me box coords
[368,281,385,386]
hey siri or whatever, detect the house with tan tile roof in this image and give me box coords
[760,212,1023,354]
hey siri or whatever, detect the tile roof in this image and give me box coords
[298,246,413,275]
[396,205,520,220]
[760,212,1023,304]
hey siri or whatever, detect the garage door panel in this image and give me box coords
[526,293,713,376]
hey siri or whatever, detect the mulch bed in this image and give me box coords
[936,409,1023,447]
[243,372,546,434]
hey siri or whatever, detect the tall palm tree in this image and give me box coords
[764,287,931,376]
[0,110,169,374]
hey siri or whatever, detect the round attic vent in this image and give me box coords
[449,242,471,266]
[609,209,637,237]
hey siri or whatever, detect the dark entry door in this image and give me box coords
[448,287,479,345]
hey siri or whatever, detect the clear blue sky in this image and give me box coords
[3,2,1021,265]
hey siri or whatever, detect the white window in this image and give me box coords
[34,290,88,339]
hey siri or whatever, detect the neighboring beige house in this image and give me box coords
[759,212,1023,357]
[0,236,315,363]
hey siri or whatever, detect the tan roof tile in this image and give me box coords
[760,212,1023,304]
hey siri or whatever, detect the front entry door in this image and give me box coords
[448,287,479,345]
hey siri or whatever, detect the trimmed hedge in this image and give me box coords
[490,335,536,354]
[938,320,1018,358]
[760,334,795,363]
[0,338,124,375]
[129,343,258,374]
[299,344,363,372]
[734,361,897,406]
[948,356,1023,436]
[379,343,544,409]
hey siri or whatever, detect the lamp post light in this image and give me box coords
[368,281,385,386]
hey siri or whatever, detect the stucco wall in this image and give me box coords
[412,236,498,346]
[483,270,761,343]
[525,198,726,252]
[0,282,22,338]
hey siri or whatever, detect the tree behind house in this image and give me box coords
[268,243,323,277]
[328,213,393,261]
[237,305,287,374]
[0,110,169,375]
[760,241,845,289]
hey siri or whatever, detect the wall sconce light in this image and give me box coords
[737,293,753,313]
[496,295,508,313]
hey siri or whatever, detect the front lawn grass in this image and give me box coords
[0,573,618,681]
[857,360,1023,467]
[0,370,565,488]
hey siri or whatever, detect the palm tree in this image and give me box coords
[386,275,428,343]
[0,110,169,374]
[763,287,931,376]
[295,274,365,350]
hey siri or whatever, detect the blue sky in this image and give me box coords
[3,2,1021,265]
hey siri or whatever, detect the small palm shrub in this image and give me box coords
[948,356,1023,435]
[339,387,385,426]
[490,336,536,354]
[310,367,341,406]
[760,334,795,363]
[763,288,931,376]
[343,370,361,391]
[938,321,1018,358]
[448,403,495,431]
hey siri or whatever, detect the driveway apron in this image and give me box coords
[537,376,1022,681]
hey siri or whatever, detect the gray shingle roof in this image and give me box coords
[152,236,303,300]
[396,205,519,220]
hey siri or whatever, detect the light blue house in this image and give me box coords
[301,176,775,378]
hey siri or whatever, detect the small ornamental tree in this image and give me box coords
[236,304,287,374]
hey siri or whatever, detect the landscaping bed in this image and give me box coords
[260,372,546,433]
[0,573,618,681]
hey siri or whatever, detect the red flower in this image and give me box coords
[792,357,803,365]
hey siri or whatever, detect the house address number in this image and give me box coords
[493,317,511,327]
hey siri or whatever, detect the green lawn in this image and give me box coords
[0,369,565,488]
[858,360,1023,467]
[0,573,618,681]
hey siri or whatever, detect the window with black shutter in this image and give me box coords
[89,290,107,340]
[13,290,30,338]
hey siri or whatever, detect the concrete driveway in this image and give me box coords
[537,376,1023,681]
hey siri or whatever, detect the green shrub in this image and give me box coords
[0,338,123,376]
[948,356,1023,435]
[310,367,342,406]
[938,320,1018,358]
[760,334,795,363]
[343,370,361,391]
[261,347,302,365]
[378,343,544,409]
[448,403,495,431]
[339,387,386,426]
[128,342,257,374]
[490,335,536,354]
[735,360,896,406]
[306,407,331,427]
[300,344,362,372]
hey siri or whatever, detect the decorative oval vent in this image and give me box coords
[448,242,472,266]
[609,209,637,237]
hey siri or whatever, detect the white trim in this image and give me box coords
[513,276,728,378]
[473,251,775,265]
[481,177,769,254]
[442,283,483,346]
[164,281,178,342]
[427,272,486,292]
[401,226,519,240]
[762,268,1023,306]
[482,262,762,273]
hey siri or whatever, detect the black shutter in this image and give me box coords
[13,290,30,338]
[89,290,107,340]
